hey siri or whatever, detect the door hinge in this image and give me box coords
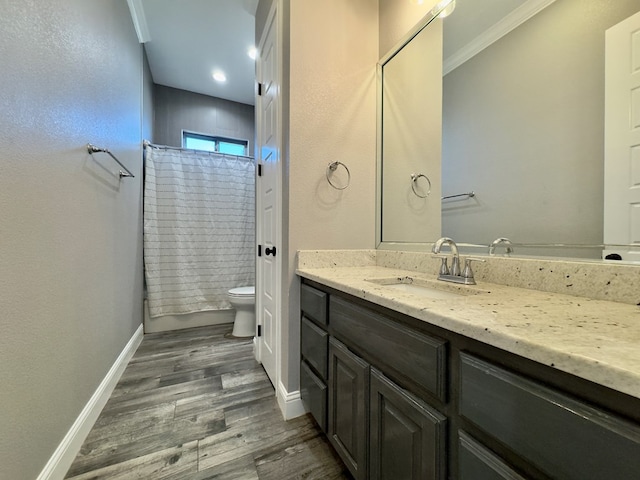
[258,83,263,96]
[258,244,262,257]
[257,325,262,337]
[258,164,262,176]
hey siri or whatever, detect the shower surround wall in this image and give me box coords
[0,1,147,479]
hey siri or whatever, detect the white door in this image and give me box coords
[604,10,640,262]
[255,4,280,387]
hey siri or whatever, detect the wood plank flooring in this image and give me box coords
[65,324,350,480]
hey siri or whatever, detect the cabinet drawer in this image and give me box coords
[330,295,447,401]
[300,360,327,432]
[301,283,328,326]
[458,431,525,480]
[460,353,640,480]
[301,316,328,380]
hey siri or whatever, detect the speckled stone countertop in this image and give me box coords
[296,250,640,400]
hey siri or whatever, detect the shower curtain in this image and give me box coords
[143,145,255,318]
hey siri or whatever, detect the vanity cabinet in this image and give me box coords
[370,368,447,480]
[328,337,370,480]
[300,278,640,480]
[459,353,640,480]
[301,282,449,479]
[299,284,329,431]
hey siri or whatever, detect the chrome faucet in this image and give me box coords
[489,237,514,256]
[432,237,484,285]
[432,237,461,276]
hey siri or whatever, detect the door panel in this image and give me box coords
[604,10,640,261]
[256,6,279,386]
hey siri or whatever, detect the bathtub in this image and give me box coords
[143,300,235,333]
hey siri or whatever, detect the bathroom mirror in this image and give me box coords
[377,0,640,261]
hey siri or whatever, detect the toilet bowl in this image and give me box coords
[227,286,256,337]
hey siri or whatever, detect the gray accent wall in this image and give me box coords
[442,0,640,248]
[153,85,255,153]
[0,1,144,478]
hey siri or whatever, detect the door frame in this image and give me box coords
[255,0,283,392]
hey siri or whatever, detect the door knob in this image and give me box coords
[265,246,277,257]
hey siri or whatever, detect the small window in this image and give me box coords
[182,131,248,156]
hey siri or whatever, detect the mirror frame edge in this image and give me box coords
[376,4,446,250]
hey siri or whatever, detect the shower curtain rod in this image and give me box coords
[143,140,254,160]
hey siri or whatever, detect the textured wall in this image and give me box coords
[442,0,640,248]
[282,0,379,391]
[153,85,255,153]
[0,1,144,478]
[379,0,439,57]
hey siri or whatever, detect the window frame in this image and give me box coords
[181,130,249,156]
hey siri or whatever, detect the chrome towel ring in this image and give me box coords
[410,173,431,198]
[326,161,350,190]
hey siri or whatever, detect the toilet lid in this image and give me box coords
[229,286,255,296]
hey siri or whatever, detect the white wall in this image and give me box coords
[379,0,438,57]
[280,0,379,392]
[0,1,144,478]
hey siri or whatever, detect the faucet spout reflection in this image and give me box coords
[489,237,514,256]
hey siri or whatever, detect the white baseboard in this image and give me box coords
[276,381,307,420]
[37,324,144,480]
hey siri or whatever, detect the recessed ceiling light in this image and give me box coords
[247,46,257,60]
[212,71,227,82]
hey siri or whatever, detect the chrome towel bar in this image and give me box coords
[442,191,475,201]
[87,144,135,178]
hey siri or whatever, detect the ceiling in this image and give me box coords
[129,0,541,107]
[134,0,258,106]
[443,0,528,58]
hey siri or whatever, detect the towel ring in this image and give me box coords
[410,173,431,198]
[326,161,350,190]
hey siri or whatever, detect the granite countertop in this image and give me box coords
[296,264,640,400]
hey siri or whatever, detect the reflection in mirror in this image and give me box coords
[380,15,443,243]
[378,0,640,261]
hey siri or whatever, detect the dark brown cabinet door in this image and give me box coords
[460,352,640,480]
[458,431,526,480]
[328,337,369,480]
[300,360,327,432]
[369,368,447,480]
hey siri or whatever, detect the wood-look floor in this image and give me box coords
[65,324,350,480]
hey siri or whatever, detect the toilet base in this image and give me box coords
[232,309,255,337]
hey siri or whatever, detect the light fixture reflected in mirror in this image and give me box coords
[212,71,227,82]
[432,0,456,18]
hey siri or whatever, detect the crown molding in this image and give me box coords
[443,0,557,75]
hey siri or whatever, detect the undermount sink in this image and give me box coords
[366,276,488,300]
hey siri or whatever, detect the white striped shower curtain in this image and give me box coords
[143,145,255,318]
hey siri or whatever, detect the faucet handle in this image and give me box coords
[431,254,450,275]
[438,256,449,276]
[462,257,486,281]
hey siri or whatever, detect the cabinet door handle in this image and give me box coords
[265,246,277,257]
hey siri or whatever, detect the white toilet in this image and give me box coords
[227,286,256,337]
